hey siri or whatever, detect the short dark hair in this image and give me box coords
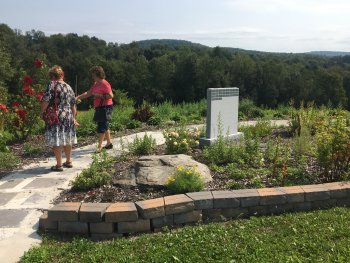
[89,66,105,79]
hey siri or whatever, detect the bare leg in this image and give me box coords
[105,129,112,145]
[98,132,105,150]
[63,145,72,163]
[52,146,63,167]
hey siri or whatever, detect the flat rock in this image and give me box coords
[131,154,212,186]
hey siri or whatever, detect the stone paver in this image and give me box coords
[0,179,24,189]
[23,178,66,189]
[0,210,30,228]
[0,193,17,206]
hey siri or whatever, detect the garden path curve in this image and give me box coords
[0,120,288,263]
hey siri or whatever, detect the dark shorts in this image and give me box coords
[96,105,113,133]
[97,121,109,133]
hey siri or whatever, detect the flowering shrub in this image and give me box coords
[8,57,48,138]
[314,111,350,181]
[165,166,205,194]
[163,126,200,154]
[0,104,9,131]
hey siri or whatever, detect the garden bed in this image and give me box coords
[54,125,331,204]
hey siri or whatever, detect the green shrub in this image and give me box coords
[132,101,154,122]
[147,115,162,126]
[0,130,14,152]
[314,111,350,181]
[129,133,156,155]
[71,150,113,190]
[23,142,42,155]
[239,98,264,119]
[165,166,205,194]
[109,106,134,131]
[239,119,273,138]
[76,109,96,137]
[126,119,142,129]
[0,152,19,169]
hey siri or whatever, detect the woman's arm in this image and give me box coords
[40,101,49,118]
[71,105,79,126]
[76,89,92,100]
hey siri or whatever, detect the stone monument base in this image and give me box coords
[199,132,243,147]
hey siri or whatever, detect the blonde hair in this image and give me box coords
[49,65,64,80]
[89,66,105,79]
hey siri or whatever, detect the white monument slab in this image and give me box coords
[199,87,242,146]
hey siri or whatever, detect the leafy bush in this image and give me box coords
[71,150,113,190]
[129,133,156,155]
[126,119,142,129]
[239,119,273,138]
[0,130,14,152]
[239,98,265,119]
[132,101,154,122]
[23,142,42,155]
[314,111,350,181]
[147,115,162,126]
[0,152,19,170]
[76,109,96,137]
[165,166,205,194]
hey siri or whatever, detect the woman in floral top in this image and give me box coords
[40,65,78,171]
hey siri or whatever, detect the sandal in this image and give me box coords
[50,165,63,172]
[103,143,113,150]
[63,162,73,168]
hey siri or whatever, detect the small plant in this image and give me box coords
[165,166,205,194]
[147,115,162,126]
[71,150,114,190]
[239,119,272,138]
[0,130,14,152]
[126,119,142,129]
[23,142,42,155]
[0,152,19,170]
[129,133,156,155]
[163,126,200,154]
[132,101,154,122]
[76,109,96,137]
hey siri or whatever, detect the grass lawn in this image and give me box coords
[21,207,350,262]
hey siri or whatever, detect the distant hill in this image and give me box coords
[136,39,350,58]
[305,51,350,57]
[135,39,208,49]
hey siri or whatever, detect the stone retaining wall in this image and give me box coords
[39,181,350,240]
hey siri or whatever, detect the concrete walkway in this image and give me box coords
[0,120,288,263]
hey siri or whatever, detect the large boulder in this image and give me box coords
[114,154,212,186]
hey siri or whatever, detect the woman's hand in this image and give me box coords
[73,119,79,127]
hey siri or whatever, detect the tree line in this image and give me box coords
[1,23,350,109]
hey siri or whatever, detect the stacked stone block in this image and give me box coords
[39,181,350,239]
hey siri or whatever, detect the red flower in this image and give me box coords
[22,86,35,95]
[37,91,45,101]
[15,108,27,122]
[12,101,21,108]
[34,58,44,68]
[23,75,33,86]
[0,104,9,113]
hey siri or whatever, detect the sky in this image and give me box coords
[1,0,350,53]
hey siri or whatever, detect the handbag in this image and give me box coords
[93,106,108,122]
[43,84,59,125]
[93,96,112,122]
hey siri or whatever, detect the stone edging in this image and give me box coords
[39,181,350,240]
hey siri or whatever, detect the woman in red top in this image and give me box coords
[76,66,114,152]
